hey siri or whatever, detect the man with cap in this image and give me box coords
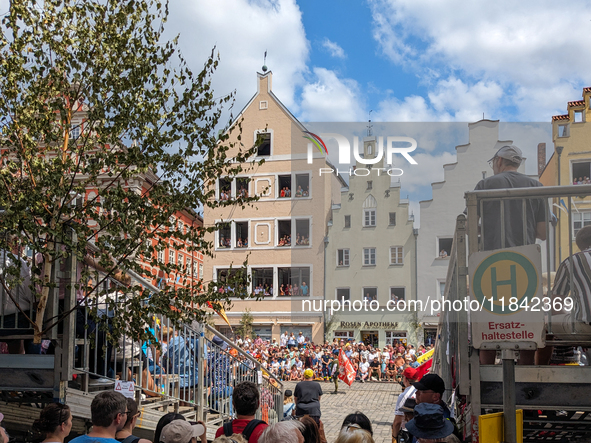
[475,145,547,366]
[405,403,460,443]
[294,368,323,419]
[475,144,547,251]
[392,367,418,440]
[160,420,206,443]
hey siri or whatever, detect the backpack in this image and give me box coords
[223,419,266,441]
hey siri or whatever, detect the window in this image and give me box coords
[363,209,376,227]
[178,220,184,233]
[558,124,569,138]
[390,246,403,265]
[194,261,199,276]
[218,223,231,248]
[277,220,291,246]
[186,258,191,274]
[252,268,273,296]
[363,248,376,266]
[389,212,396,226]
[363,287,377,302]
[178,254,184,268]
[336,288,350,301]
[344,215,351,228]
[236,221,249,248]
[295,174,310,197]
[439,281,446,297]
[367,180,373,190]
[216,268,247,296]
[575,110,584,123]
[70,126,80,140]
[295,219,310,246]
[572,162,591,184]
[390,287,405,302]
[219,177,232,200]
[334,330,354,340]
[438,238,453,258]
[236,178,250,199]
[169,250,175,265]
[277,267,310,296]
[199,263,203,279]
[385,331,407,346]
[337,249,350,266]
[259,100,268,110]
[278,175,292,198]
[158,250,165,263]
[256,132,271,156]
[573,212,591,237]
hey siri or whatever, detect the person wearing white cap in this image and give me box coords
[475,144,547,251]
[160,420,206,443]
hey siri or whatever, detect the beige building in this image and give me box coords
[325,136,418,347]
[204,70,343,343]
[540,86,591,264]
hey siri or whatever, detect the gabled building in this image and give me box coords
[540,86,591,263]
[417,120,529,342]
[204,70,343,343]
[325,136,418,347]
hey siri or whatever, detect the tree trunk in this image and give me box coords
[34,242,54,344]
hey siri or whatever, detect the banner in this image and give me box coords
[414,358,433,380]
[416,348,434,364]
[338,349,356,386]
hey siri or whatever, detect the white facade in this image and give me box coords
[325,136,418,348]
[417,120,528,342]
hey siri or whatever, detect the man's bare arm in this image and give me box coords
[536,222,547,241]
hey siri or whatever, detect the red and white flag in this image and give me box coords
[338,349,356,386]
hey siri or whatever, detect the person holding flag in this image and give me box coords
[338,349,356,388]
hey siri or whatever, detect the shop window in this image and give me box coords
[334,330,354,340]
[363,247,376,266]
[572,162,591,184]
[336,288,350,301]
[295,219,310,246]
[363,287,377,302]
[252,268,273,296]
[218,223,231,249]
[278,220,291,246]
[256,132,271,156]
[219,177,232,201]
[277,267,310,296]
[438,238,453,258]
[236,221,249,248]
[385,331,407,346]
[337,249,350,266]
[278,175,292,198]
[295,174,310,197]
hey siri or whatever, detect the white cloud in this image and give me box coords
[368,0,591,120]
[300,68,365,121]
[398,151,457,194]
[322,38,347,59]
[167,0,309,114]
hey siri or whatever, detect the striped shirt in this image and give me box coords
[552,249,591,324]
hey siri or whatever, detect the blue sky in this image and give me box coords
[162,0,591,220]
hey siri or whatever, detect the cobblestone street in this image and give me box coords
[284,380,402,443]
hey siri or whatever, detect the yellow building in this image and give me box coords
[204,70,344,343]
[540,86,591,263]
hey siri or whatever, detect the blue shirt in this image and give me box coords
[70,435,119,443]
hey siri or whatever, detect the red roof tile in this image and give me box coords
[552,114,569,121]
[568,100,585,107]
[584,87,591,93]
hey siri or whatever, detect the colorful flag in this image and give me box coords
[207,301,232,330]
[338,349,356,386]
[414,357,433,380]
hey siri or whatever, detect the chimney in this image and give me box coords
[537,143,546,176]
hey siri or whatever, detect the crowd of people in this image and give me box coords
[279,186,310,198]
[573,176,591,185]
[4,368,458,443]
[231,332,432,388]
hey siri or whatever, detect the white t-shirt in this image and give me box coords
[359,362,370,373]
[297,335,305,344]
[395,386,417,416]
[368,352,378,362]
[280,334,288,347]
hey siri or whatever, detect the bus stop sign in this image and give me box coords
[469,245,545,349]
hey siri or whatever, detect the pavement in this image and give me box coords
[283,380,402,443]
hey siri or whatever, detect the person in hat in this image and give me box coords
[392,367,418,440]
[475,144,546,251]
[283,389,295,419]
[328,354,340,393]
[294,368,323,420]
[405,404,460,443]
[161,420,207,443]
[412,374,448,416]
[397,398,416,443]
[474,144,546,366]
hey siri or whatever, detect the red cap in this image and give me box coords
[403,367,417,381]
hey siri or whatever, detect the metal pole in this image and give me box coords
[197,323,205,422]
[501,349,517,443]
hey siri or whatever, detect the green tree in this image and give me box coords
[0,0,257,345]
[238,308,254,340]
